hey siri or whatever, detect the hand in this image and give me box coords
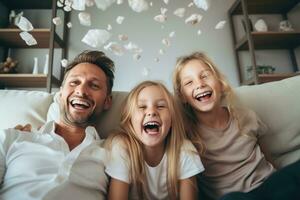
[14,124,32,132]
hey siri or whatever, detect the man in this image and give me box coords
[0,50,115,199]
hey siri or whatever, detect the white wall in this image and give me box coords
[66,0,238,91]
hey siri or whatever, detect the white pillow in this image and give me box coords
[235,76,300,168]
[47,91,128,139]
[0,90,54,130]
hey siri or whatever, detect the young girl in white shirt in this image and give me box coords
[105,80,204,200]
[172,52,300,200]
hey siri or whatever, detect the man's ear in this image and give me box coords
[104,94,112,110]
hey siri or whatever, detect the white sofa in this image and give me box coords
[0,76,300,168]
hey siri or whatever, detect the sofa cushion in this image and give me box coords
[0,90,54,130]
[234,76,300,168]
[47,91,128,139]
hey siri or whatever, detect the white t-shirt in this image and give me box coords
[0,121,108,200]
[105,139,204,200]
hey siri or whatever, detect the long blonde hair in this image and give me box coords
[107,80,186,199]
[173,52,235,154]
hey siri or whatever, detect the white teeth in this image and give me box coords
[71,99,90,107]
[144,121,160,126]
[195,91,211,98]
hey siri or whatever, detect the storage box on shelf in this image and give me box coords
[0,0,69,92]
[228,0,300,85]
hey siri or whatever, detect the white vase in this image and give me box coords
[32,57,38,74]
[43,54,49,74]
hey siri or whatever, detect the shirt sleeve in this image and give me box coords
[179,140,205,180]
[0,129,18,184]
[105,139,130,183]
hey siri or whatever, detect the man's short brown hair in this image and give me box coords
[63,50,115,93]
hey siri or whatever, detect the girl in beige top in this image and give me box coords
[172,51,300,200]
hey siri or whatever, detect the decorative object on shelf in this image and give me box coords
[43,54,49,74]
[279,20,294,32]
[246,65,275,79]
[254,19,268,32]
[32,57,39,74]
[8,10,23,28]
[241,18,253,32]
[0,57,18,74]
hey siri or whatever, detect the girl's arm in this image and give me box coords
[107,178,129,200]
[179,176,198,200]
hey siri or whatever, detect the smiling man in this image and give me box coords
[0,51,115,200]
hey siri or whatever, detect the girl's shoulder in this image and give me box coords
[180,139,199,154]
[232,106,258,121]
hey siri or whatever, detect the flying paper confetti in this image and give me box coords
[104,42,125,56]
[215,20,226,29]
[185,14,203,25]
[193,0,210,11]
[78,12,91,26]
[128,0,149,12]
[82,29,111,48]
[52,17,62,25]
[116,16,125,24]
[173,8,185,18]
[154,14,167,23]
[15,16,34,32]
[94,0,115,11]
[19,31,37,46]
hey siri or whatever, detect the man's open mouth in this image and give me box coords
[70,99,91,110]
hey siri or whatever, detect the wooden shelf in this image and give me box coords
[258,73,300,83]
[236,31,300,50]
[0,29,64,48]
[0,74,61,88]
[244,72,300,84]
[0,0,53,9]
[229,0,299,15]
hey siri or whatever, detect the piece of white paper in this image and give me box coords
[15,16,34,32]
[104,42,125,56]
[185,14,202,25]
[78,12,91,26]
[173,8,185,18]
[154,14,167,23]
[81,29,111,48]
[193,0,210,11]
[215,20,226,29]
[52,17,62,26]
[94,0,115,11]
[116,16,125,24]
[19,31,37,46]
[128,0,149,12]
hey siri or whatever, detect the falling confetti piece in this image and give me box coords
[118,34,128,41]
[197,29,202,35]
[193,0,210,11]
[85,0,95,7]
[67,22,72,28]
[124,42,143,53]
[107,24,112,30]
[149,2,153,6]
[117,0,124,4]
[154,14,167,23]
[162,38,170,47]
[188,2,194,7]
[78,12,91,26]
[133,54,141,61]
[52,17,62,25]
[57,1,63,7]
[173,8,185,18]
[128,0,149,12]
[82,29,111,48]
[61,59,68,67]
[142,67,150,76]
[163,0,169,5]
[15,16,34,32]
[159,49,165,55]
[72,0,86,11]
[116,16,125,24]
[19,31,37,46]
[185,14,203,25]
[215,20,226,29]
[161,8,168,15]
[64,6,72,12]
[169,31,175,38]
[94,0,115,11]
[104,42,125,56]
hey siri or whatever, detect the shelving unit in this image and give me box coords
[228,0,300,85]
[0,0,69,92]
